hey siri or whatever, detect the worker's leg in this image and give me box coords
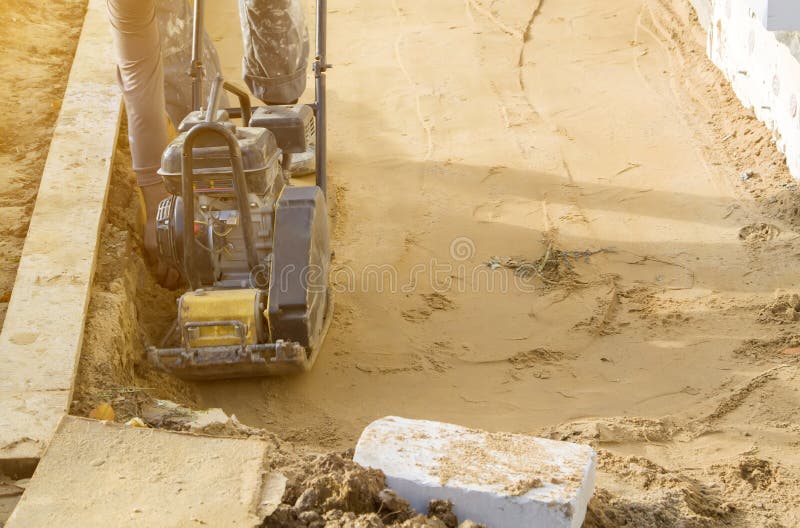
[238,0,310,104]
[108,0,168,188]
[107,0,174,284]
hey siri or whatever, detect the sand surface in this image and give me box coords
[199,0,800,524]
[0,0,86,326]
[3,0,800,526]
[191,0,800,451]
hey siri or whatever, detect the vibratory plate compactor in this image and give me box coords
[147,0,333,380]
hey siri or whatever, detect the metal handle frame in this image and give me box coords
[189,0,330,196]
[311,0,330,196]
[223,81,252,124]
[181,122,261,289]
[190,0,205,111]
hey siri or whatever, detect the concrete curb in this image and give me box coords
[0,0,121,467]
[5,417,274,527]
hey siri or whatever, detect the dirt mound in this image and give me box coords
[758,293,800,324]
[266,452,482,528]
[548,416,679,445]
[735,457,777,490]
[738,223,781,245]
[549,413,799,528]
[585,486,731,528]
[733,334,800,361]
[585,468,734,528]
[282,453,386,516]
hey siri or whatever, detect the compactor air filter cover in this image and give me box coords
[249,104,314,154]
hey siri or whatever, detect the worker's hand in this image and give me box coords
[140,182,181,289]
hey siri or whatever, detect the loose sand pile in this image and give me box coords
[265,453,482,528]
[70,132,199,418]
[3,0,800,526]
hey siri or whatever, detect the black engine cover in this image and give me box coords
[267,186,330,353]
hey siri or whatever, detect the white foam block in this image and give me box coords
[353,417,596,528]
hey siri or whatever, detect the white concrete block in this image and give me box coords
[747,0,800,31]
[710,0,800,180]
[353,416,596,528]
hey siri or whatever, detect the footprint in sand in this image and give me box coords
[738,223,780,245]
[401,308,431,323]
[401,293,456,323]
[421,292,456,311]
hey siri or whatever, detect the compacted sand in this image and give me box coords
[0,0,86,325]
[4,0,800,526]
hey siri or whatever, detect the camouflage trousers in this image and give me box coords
[159,0,310,113]
[239,0,310,105]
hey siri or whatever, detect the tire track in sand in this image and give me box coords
[391,0,434,161]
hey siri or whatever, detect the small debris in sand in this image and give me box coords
[504,477,544,496]
[140,399,261,437]
[486,241,612,287]
[88,402,115,421]
[738,222,780,244]
[758,293,800,324]
[124,417,148,428]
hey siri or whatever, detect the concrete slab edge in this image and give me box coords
[0,0,121,465]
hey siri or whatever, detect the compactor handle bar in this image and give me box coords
[311,0,330,196]
[190,0,205,112]
[180,122,261,290]
[189,0,330,197]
